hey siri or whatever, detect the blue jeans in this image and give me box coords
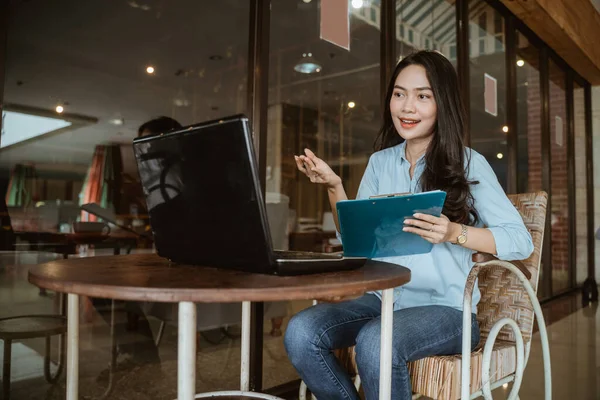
[284,294,480,400]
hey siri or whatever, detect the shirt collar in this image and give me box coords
[398,141,426,166]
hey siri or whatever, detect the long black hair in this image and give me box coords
[374,50,478,225]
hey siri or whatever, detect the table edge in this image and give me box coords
[28,270,411,303]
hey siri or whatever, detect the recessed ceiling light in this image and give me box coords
[146,66,155,74]
[302,0,311,3]
[502,125,509,133]
[348,101,356,109]
[516,59,525,67]
[496,153,504,159]
[55,105,64,114]
[109,118,124,126]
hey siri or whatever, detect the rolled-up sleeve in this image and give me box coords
[469,151,534,260]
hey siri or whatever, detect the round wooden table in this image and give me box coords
[28,253,411,400]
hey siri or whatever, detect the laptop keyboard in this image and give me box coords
[273,250,343,260]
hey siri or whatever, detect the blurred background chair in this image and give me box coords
[0,251,66,400]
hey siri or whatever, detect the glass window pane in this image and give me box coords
[468,0,507,190]
[396,0,456,63]
[2,1,249,397]
[548,60,570,293]
[574,81,587,285]
[266,0,380,388]
[516,32,542,194]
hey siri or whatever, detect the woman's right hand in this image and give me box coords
[294,149,342,189]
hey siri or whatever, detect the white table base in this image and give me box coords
[64,290,395,400]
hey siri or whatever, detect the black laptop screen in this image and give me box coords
[133,117,274,270]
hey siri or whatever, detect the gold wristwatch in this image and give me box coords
[456,224,468,245]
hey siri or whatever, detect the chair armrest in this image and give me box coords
[472,252,532,280]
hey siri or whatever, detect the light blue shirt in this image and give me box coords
[337,141,534,313]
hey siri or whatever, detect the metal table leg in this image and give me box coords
[240,301,251,391]
[67,294,79,400]
[186,301,284,400]
[178,302,196,400]
[379,288,394,400]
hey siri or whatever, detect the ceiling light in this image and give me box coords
[496,153,504,159]
[109,118,124,126]
[516,59,525,67]
[146,66,155,74]
[503,383,509,389]
[302,0,312,3]
[502,125,509,133]
[351,0,364,9]
[55,105,64,114]
[348,101,356,109]
[294,53,322,74]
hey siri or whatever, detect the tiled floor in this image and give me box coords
[1,250,598,399]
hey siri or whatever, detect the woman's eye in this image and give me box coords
[393,92,404,98]
[418,94,431,100]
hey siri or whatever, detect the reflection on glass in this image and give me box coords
[468,0,507,189]
[573,82,587,284]
[549,60,570,294]
[516,32,542,194]
[396,0,456,63]
[514,31,546,297]
[1,1,250,398]
[266,0,380,388]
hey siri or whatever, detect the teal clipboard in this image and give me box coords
[336,190,447,258]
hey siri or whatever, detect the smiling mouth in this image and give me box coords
[399,118,421,127]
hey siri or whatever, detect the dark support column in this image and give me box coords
[246,0,270,391]
[456,0,470,144]
[582,83,598,305]
[380,0,396,111]
[540,46,552,297]
[566,71,575,290]
[505,16,517,194]
[0,0,15,251]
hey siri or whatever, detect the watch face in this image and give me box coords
[458,235,467,244]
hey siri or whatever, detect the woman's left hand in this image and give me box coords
[403,213,459,244]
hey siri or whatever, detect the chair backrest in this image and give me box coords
[476,191,547,344]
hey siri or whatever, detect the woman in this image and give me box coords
[284,50,533,399]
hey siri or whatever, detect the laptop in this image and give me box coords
[131,114,366,275]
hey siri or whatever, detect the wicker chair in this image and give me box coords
[299,191,551,400]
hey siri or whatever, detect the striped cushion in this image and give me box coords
[335,339,516,400]
[408,340,517,399]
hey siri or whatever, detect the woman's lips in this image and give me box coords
[399,118,421,129]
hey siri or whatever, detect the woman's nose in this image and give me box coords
[402,96,416,113]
